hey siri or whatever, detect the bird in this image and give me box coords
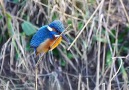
[30,20,70,55]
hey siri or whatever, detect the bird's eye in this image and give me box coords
[52,28,56,32]
[53,28,60,34]
[56,30,59,33]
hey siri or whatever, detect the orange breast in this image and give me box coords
[36,37,62,55]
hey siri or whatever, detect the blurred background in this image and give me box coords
[0,0,129,90]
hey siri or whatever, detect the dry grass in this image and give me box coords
[0,0,129,90]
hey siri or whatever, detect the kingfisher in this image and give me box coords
[30,20,70,55]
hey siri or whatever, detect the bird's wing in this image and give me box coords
[30,25,49,48]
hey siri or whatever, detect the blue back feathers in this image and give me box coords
[30,25,50,48]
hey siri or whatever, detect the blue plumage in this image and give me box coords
[30,20,65,48]
[30,20,70,55]
[30,25,54,48]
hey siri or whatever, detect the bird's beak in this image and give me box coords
[62,34,70,44]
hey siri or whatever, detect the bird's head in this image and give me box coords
[47,20,70,44]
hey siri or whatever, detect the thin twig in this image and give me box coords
[35,53,45,67]
[110,59,122,82]
[78,74,81,90]
[35,67,38,90]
